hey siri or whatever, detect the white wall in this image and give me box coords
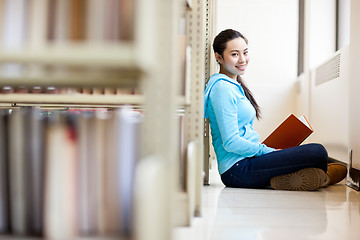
[294,0,349,162]
[337,0,350,49]
[215,0,299,140]
[349,0,360,169]
[305,0,336,71]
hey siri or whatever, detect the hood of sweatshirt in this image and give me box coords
[203,73,241,118]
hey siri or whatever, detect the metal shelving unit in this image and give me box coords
[203,0,217,186]
[180,0,207,224]
[0,0,210,239]
[0,0,185,240]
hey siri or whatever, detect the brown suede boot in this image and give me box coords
[327,163,347,185]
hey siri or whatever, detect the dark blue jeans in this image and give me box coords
[220,143,328,188]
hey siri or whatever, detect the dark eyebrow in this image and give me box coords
[230,48,248,53]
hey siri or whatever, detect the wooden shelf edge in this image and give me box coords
[173,191,191,227]
[0,43,138,68]
[0,236,128,240]
[0,93,145,106]
[0,74,142,88]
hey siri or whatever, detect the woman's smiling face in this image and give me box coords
[216,37,249,79]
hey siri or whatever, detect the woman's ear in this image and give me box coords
[215,52,222,64]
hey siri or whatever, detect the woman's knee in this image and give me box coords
[307,143,328,158]
[303,143,328,168]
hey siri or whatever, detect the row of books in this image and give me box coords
[0,0,137,95]
[0,0,134,47]
[0,107,142,239]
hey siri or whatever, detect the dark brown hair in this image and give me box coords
[212,29,261,119]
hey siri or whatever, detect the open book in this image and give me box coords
[262,114,313,149]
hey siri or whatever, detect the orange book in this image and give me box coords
[69,0,86,41]
[262,114,313,149]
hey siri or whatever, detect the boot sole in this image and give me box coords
[270,168,327,191]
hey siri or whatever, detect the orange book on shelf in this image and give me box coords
[70,0,86,41]
[262,114,313,149]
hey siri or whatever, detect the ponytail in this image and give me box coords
[236,75,261,119]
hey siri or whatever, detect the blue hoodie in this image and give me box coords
[204,73,274,174]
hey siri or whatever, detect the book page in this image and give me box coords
[298,115,312,130]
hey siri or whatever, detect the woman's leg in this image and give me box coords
[221,143,328,188]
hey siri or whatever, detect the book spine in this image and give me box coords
[76,113,96,235]
[25,110,45,236]
[28,0,48,48]
[119,0,134,40]
[0,0,3,43]
[47,0,56,41]
[44,114,77,240]
[1,0,27,92]
[69,0,86,41]
[117,107,141,234]
[8,110,27,235]
[86,0,106,42]
[103,113,123,235]
[0,110,9,233]
[54,0,69,42]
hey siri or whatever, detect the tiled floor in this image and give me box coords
[174,162,360,240]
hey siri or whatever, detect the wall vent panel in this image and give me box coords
[315,53,341,86]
